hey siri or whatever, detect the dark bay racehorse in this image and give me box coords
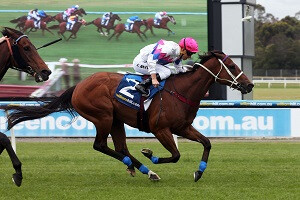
[53,8,87,23]
[48,19,86,41]
[0,27,52,187]
[108,20,148,42]
[144,15,176,36]
[1,51,253,182]
[21,15,56,35]
[86,14,122,36]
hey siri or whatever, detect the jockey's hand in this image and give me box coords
[152,79,159,88]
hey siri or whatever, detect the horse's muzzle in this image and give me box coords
[35,70,51,82]
[237,83,254,94]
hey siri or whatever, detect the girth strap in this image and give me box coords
[164,89,199,107]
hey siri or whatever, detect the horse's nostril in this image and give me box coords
[41,70,51,77]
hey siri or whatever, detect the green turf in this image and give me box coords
[0,141,299,199]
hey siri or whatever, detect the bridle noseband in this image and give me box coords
[194,54,244,89]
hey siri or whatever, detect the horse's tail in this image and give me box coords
[0,86,76,130]
[48,25,60,29]
[10,18,20,23]
[85,21,93,26]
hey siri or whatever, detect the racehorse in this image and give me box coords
[48,19,86,41]
[86,14,122,36]
[108,20,148,42]
[0,27,52,187]
[0,51,254,182]
[21,15,56,35]
[144,15,176,36]
[53,8,87,23]
[9,16,28,30]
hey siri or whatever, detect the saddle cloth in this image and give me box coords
[125,23,132,31]
[154,19,160,25]
[114,74,165,110]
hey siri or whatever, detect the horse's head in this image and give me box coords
[167,15,176,25]
[1,27,51,82]
[79,8,87,15]
[112,14,122,21]
[196,51,254,94]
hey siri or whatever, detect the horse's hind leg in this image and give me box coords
[110,119,160,180]
[108,32,116,40]
[0,132,22,187]
[176,125,211,182]
[142,128,180,164]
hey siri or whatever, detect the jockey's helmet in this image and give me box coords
[162,11,167,15]
[179,37,199,53]
[38,10,46,17]
[73,5,79,9]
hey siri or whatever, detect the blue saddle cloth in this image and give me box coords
[114,74,166,110]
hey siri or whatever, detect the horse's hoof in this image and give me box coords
[148,170,161,181]
[194,170,203,182]
[126,167,136,177]
[141,148,153,159]
[12,173,23,187]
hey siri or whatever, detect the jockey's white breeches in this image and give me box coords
[133,55,171,80]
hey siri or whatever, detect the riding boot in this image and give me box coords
[135,74,161,95]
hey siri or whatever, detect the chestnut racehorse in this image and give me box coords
[144,15,176,36]
[108,20,147,42]
[0,27,52,187]
[86,14,122,36]
[1,51,253,182]
[21,15,56,35]
[53,8,87,23]
[48,19,86,41]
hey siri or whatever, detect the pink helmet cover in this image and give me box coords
[179,37,199,53]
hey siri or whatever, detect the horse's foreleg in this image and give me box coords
[177,125,211,182]
[0,132,22,187]
[45,28,54,35]
[110,119,159,180]
[142,128,180,164]
[166,28,175,36]
[108,32,116,41]
[136,32,145,42]
[150,26,156,36]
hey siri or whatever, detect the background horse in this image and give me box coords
[49,19,86,41]
[86,14,122,36]
[53,8,87,23]
[1,51,253,182]
[0,27,52,187]
[108,20,147,42]
[9,15,27,30]
[144,15,176,36]
[21,15,55,35]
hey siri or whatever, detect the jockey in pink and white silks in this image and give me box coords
[133,37,199,94]
[101,12,112,26]
[63,5,79,21]
[154,11,167,25]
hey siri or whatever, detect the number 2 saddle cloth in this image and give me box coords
[114,74,166,111]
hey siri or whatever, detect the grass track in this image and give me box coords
[0,141,299,199]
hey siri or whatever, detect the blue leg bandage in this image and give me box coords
[138,165,150,174]
[122,156,132,166]
[199,161,207,172]
[151,156,159,164]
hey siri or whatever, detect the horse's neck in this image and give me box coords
[0,42,11,81]
[171,65,217,103]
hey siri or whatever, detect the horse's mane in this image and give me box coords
[198,50,224,65]
[1,27,23,37]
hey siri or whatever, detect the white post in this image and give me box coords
[173,134,178,149]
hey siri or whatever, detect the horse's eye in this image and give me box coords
[24,46,30,51]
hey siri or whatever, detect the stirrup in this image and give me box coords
[135,84,148,95]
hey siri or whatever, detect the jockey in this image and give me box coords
[101,12,112,26]
[63,5,79,20]
[126,15,141,31]
[27,8,38,20]
[28,10,46,28]
[67,14,79,30]
[154,11,167,25]
[133,37,199,94]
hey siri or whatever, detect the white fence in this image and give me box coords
[253,76,300,88]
